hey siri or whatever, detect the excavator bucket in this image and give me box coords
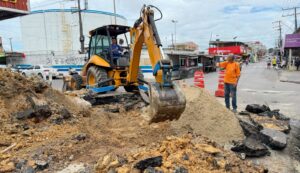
[148,82,186,123]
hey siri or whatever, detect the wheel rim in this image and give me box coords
[88,73,96,86]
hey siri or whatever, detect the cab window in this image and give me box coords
[90,35,110,57]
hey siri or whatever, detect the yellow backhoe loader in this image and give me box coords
[64,5,186,123]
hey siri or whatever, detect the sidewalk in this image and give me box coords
[279,70,300,84]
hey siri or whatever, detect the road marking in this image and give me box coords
[240,88,298,94]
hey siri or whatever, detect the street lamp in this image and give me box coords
[216,35,220,55]
[171,19,178,48]
[233,36,238,46]
[9,38,13,52]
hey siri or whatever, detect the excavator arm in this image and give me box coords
[127,5,186,122]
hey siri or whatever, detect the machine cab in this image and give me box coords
[88,25,131,67]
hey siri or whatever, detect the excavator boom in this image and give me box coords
[127,5,186,122]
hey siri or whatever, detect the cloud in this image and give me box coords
[1,0,300,51]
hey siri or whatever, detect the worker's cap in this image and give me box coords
[227,54,236,59]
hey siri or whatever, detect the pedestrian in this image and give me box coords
[296,58,300,71]
[272,56,277,69]
[267,57,271,69]
[277,57,281,68]
[218,54,241,113]
[281,59,286,69]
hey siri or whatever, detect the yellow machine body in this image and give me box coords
[65,5,186,123]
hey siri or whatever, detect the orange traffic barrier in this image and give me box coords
[194,70,205,88]
[215,70,225,97]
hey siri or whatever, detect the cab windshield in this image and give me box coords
[89,35,110,57]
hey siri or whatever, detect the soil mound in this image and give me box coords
[171,86,244,144]
[0,69,86,120]
[95,134,266,173]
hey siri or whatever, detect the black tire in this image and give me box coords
[124,70,144,92]
[87,66,108,87]
[38,73,43,79]
[70,74,83,90]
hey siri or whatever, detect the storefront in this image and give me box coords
[284,33,300,70]
[167,53,200,79]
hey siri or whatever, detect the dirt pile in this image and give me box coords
[0,69,87,120]
[171,85,244,144]
[95,134,266,173]
[0,70,94,172]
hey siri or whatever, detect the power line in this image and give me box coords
[282,6,300,32]
[281,20,294,31]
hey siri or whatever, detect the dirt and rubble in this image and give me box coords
[0,69,268,173]
[95,134,266,173]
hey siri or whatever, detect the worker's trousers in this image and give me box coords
[224,83,237,110]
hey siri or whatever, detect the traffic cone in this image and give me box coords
[194,70,205,88]
[215,70,225,97]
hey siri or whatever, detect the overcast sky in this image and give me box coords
[0,0,299,51]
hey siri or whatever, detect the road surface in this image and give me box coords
[186,60,300,119]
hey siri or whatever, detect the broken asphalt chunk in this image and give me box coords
[231,136,270,157]
[245,104,270,114]
[260,128,287,150]
[258,110,290,121]
[134,156,163,171]
[237,115,261,137]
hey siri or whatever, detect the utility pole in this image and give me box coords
[171,20,178,46]
[273,21,282,48]
[273,21,282,61]
[171,33,174,49]
[9,38,13,52]
[113,0,117,24]
[282,7,300,32]
[77,0,85,53]
[84,0,88,10]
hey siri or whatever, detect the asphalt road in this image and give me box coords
[186,59,300,119]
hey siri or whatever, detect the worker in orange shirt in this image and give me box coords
[218,54,241,113]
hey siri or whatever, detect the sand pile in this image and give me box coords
[171,86,244,144]
[95,134,266,173]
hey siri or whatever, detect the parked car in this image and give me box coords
[20,65,60,79]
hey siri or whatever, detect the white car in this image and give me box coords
[20,65,60,79]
